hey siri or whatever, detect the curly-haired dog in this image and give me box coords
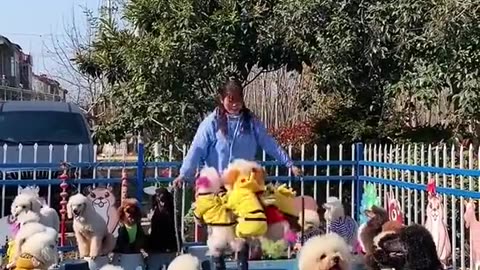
[370,221,406,269]
[298,233,352,270]
[359,206,389,256]
[8,211,58,269]
[167,254,201,270]
[194,167,238,269]
[11,193,58,231]
[323,197,358,246]
[296,209,325,250]
[18,186,60,232]
[401,224,442,270]
[67,193,115,259]
[14,229,59,270]
[371,224,442,270]
[112,198,147,269]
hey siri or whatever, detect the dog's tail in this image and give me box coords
[102,233,116,255]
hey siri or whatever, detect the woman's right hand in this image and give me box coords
[172,176,184,188]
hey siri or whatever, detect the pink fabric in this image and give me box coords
[10,221,20,238]
[195,177,211,189]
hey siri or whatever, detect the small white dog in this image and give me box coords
[167,254,201,270]
[11,191,59,231]
[323,197,345,222]
[67,193,115,259]
[18,186,60,232]
[298,233,352,270]
[14,229,58,270]
[9,211,58,268]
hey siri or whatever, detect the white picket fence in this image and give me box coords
[0,142,478,268]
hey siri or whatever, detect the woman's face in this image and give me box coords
[221,90,244,115]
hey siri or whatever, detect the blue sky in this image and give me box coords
[0,0,100,74]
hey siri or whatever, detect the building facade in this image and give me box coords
[0,34,66,102]
[32,74,67,102]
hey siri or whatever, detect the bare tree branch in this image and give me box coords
[42,4,111,128]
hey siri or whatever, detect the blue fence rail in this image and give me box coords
[0,142,478,269]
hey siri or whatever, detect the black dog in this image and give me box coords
[401,224,443,270]
[147,187,181,253]
[371,224,443,270]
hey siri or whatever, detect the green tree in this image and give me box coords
[299,0,480,145]
[74,0,314,157]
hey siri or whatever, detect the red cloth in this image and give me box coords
[265,205,286,224]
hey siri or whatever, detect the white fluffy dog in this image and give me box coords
[167,254,201,270]
[298,233,352,270]
[15,230,59,270]
[8,211,58,268]
[67,193,115,259]
[194,167,239,257]
[323,197,345,222]
[11,190,59,231]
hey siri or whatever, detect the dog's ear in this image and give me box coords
[223,169,239,188]
[10,199,17,217]
[30,198,42,213]
[106,185,113,192]
[66,199,73,219]
[84,185,93,195]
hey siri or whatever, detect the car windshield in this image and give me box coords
[0,111,90,145]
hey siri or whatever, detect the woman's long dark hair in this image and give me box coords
[217,78,253,135]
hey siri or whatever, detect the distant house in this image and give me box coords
[1,34,67,102]
[32,74,68,102]
[0,35,32,89]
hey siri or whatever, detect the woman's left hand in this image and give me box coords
[291,166,302,176]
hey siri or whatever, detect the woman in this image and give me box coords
[173,78,301,187]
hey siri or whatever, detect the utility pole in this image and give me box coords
[107,0,112,21]
[101,0,113,21]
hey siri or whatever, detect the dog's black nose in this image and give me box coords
[73,209,80,215]
[333,256,340,264]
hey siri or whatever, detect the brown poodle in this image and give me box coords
[112,198,147,255]
[359,205,389,268]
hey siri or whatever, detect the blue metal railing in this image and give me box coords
[0,142,479,267]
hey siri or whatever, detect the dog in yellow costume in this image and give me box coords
[193,167,240,257]
[261,183,298,243]
[223,159,267,238]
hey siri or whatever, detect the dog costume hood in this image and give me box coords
[194,167,235,226]
[223,159,268,237]
[194,194,234,226]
